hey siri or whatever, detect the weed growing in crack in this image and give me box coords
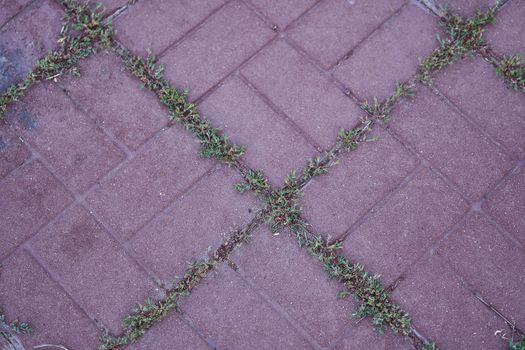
[0,0,112,117]
[417,6,496,84]
[119,50,246,165]
[361,81,415,120]
[496,54,525,92]
[0,311,32,337]
[234,169,270,196]
[509,336,525,350]
[99,258,216,349]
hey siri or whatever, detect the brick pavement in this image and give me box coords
[0,0,524,349]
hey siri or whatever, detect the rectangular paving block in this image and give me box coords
[7,82,126,194]
[29,204,158,334]
[114,0,224,54]
[231,226,357,347]
[179,262,312,349]
[390,87,513,200]
[241,39,363,149]
[485,0,525,56]
[332,3,440,101]
[392,255,508,350]
[483,165,525,245]
[0,0,62,91]
[344,167,469,286]
[160,1,275,100]
[0,161,72,260]
[248,0,317,28]
[61,52,167,150]
[0,249,99,348]
[86,126,213,241]
[437,212,525,326]
[199,75,316,185]
[333,320,411,350]
[126,166,259,284]
[127,314,210,350]
[287,0,404,68]
[0,124,31,179]
[301,128,417,239]
[435,57,525,158]
[0,0,32,27]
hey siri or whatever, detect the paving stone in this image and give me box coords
[287,0,404,68]
[247,0,317,28]
[390,87,513,200]
[392,255,507,349]
[231,226,357,347]
[485,0,525,56]
[86,127,213,241]
[0,249,99,348]
[332,3,440,101]
[0,0,32,27]
[160,1,274,100]
[0,161,72,260]
[242,39,363,149]
[333,321,411,350]
[199,75,316,185]
[301,128,417,239]
[437,213,525,326]
[0,0,62,91]
[126,167,259,284]
[344,167,469,286]
[483,165,525,245]
[180,263,311,349]
[442,0,496,17]
[0,124,31,180]
[127,314,210,350]
[435,57,525,158]
[114,0,224,54]
[29,204,158,334]
[62,53,167,150]
[7,82,126,193]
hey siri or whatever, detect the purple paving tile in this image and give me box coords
[7,82,125,193]
[126,167,258,284]
[301,128,417,239]
[392,255,508,349]
[485,0,525,56]
[86,127,213,241]
[0,161,72,260]
[199,75,316,185]
[483,165,525,245]
[443,0,496,17]
[332,3,440,101]
[247,0,317,28]
[390,87,513,200]
[231,226,357,347]
[0,249,99,348]
[437,213,525,326]
[0,124,30,179]
[29,204,158,333]
[180,263,311,349]
[0,0,62,91]
[287,0,404,68]
[242,39,363,149]
[114,0,224,54]
[0,0,32,27]
[333,321,411,350]
[160,1,274,100]
[344,167,469,286]
[127,314,210,350]
[61,53,167,150]
[435,57,525,158]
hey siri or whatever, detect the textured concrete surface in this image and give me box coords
[0,0,524,349]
